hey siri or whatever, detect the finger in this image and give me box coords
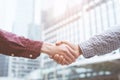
[54,53,72,65]
[59,55,64,64]
[53,54,65,64]
[61,58,65,65]
[51,47,72,64]
[53,54,60,63]
[62,58,70,65]
[62,46,76,61]
[62,53,73,64]
[60,41,75,49]
[66,46,79,58]
[57,56,63,64]
[64,48,76,61]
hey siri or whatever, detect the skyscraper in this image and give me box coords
[8,0,41,79]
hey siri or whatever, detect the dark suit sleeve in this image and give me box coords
[0,29,43,59]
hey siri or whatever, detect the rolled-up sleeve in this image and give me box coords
[79,26,120,58]
[0,29,43,59]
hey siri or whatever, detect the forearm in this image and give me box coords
[79,26,120,58]
[0,29,43,59]
[41,42,55,56]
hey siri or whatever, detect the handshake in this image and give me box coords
[41,41,82,65]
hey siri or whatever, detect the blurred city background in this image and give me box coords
[0,0,120,80]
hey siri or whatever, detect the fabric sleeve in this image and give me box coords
[0,29,43,59]
[79,26,120,58]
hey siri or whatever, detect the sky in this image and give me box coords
[0,0,16,31]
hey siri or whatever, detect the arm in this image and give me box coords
[54,26,120,64]
[0,29,76,64]
[0,29,43,59]
[80,26,120,58]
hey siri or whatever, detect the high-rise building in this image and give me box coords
[41,0,120,80]
[8,0,42,79]
[0,0,43,79]
[0,0,16,79]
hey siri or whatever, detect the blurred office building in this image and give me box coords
[41,0,120,80]
[9,0,42,79]
[0,0,42,80]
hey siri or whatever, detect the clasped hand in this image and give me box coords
[41,41,82,65]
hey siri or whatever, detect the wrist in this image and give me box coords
[41,42,53,55]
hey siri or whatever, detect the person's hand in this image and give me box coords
[41,42,78,65]
[52,43,79,65]
[53,41,82,65]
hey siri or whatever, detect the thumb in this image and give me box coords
[59,41,75,49]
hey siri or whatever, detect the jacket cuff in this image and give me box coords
[79,41,96,58]
[20,38,43,59]
[26,40,43,59]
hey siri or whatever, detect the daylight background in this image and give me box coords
[0,0,120,80]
